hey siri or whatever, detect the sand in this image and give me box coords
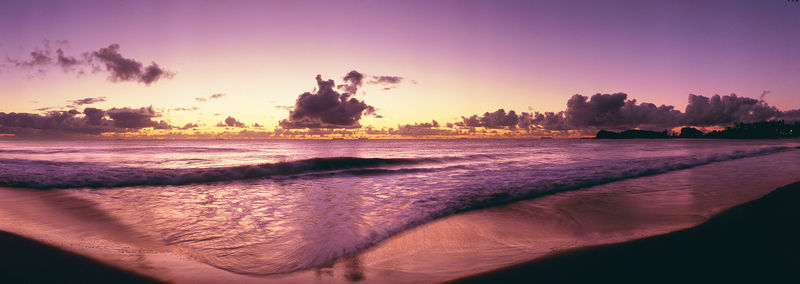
[0,229,163,283]
[449,182,800,283]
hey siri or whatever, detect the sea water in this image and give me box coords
[0,139,798,276]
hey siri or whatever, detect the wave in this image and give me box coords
[0,147,794,191]
[0,156,435,189]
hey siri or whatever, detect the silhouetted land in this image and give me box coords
[450,181,800,283]
[597,120,800,139]
[0,231,164,284]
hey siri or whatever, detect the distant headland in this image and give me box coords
[596,120,800,139]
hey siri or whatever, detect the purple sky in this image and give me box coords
[1,0,799,133]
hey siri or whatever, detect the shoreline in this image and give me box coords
[448,181,800,283]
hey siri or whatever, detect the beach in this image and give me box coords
[451,181,800,283]
[1,139,799,283]
[3,181,799,283]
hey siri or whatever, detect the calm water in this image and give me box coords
[0,139,798,275]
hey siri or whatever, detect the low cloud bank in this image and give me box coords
[458,93,799,132]
[0,106,172,137]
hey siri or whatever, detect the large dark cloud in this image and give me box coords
[564,93,682,129]
[280,73,377,129]
[93,44,173,85]
[456,93,798,132]
[0,106,172,136]
[106,106,171,129]
[683,94,780,126]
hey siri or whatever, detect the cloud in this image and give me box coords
[337,70,364,94]
[68,96,106,107]
[56,48,79,70]
[683,94,780,126]
[171,106,198,112]
[5,41,174,85]
[196,93,226,102]
[369,76,403,84]
[0,106,172,136]
[564,93,682,129]
[457,109,519,129]
[457,93,797,132]
[217,116,245,128]
[92,44,173,85]
[368,75,404,90]
[8,48,52,68]
[391,120,457,136]
[83,107,105,125]
[106,106,171,129]
[280,73,377,129]
[179,123,199,130]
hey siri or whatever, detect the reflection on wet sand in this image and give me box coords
[317,150,800,283]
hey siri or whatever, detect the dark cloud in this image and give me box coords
[83,107,105,125]
[0,106,172,136]
[563,93,682,129]
[68,96,106,106]
[683,94,780,126]
[0,110,101,135]
[5,42,173,85]
[369,76,403,84]
[179,123,199,130]
[457,109,519,129]
[369,75,404,91]
[217,116,245,128]
[338,70,364,95]
[106,106,170,129]
[9,48,52,68]
[56,48,79,69]
[456,93,799,132]
[93,44,173,85]
[280,73,377,129]
[392,120,457,136]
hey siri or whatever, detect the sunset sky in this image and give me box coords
[1,0,799,137]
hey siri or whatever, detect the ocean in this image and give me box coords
[1,139,799,282]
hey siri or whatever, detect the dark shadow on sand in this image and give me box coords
[0,230,164,284]
[449,182,800,283]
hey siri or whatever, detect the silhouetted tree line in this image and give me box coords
[597,121,800,139]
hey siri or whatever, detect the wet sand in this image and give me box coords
[449,181,800,283]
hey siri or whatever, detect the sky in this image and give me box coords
[1,0,799,138]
